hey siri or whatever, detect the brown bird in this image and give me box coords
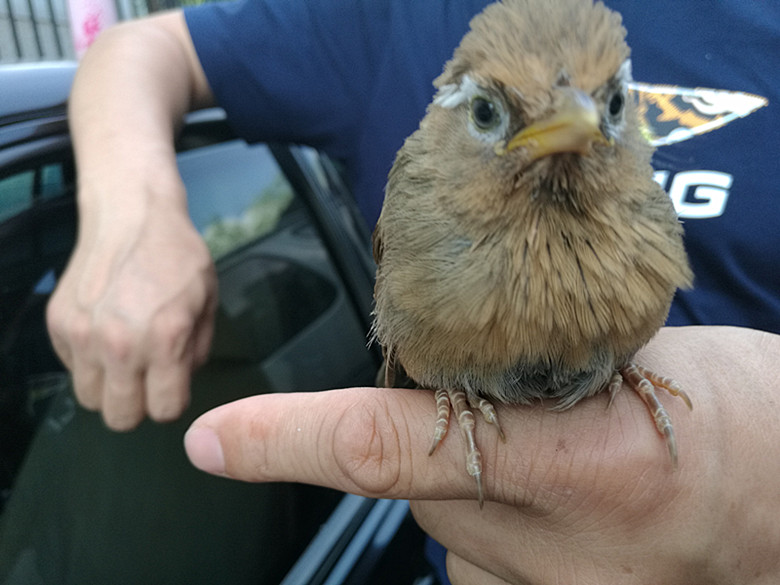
[371,0,694,505]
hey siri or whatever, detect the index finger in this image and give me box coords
[183,381,678,507]
[184,387,502,502]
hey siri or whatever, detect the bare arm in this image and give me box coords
[69,11,214,186]
[47,11,218,430]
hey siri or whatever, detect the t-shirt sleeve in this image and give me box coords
[184,0,387,159]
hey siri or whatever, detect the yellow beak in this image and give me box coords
[504,88,609,160]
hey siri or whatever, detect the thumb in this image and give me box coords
[183,387,496,501]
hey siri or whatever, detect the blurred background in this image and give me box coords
[1,0,204,63]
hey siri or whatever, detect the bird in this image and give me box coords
[371,0,694,506]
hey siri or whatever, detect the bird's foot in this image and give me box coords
[428,388,504,507]
[429,388,452,455]
[471,396,506,442]
[616,362,693,468]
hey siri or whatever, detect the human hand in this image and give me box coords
[47,177,217,431]
[184,326,780,584]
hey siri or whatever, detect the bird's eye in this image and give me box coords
[607,91,624,118]
[470,96,501,131]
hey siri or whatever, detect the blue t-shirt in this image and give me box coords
[185,0,780,334]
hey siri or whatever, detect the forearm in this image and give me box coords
[49,10,219,429]
[69,11,213,213]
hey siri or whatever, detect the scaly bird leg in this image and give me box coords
[618,362,693,468]
[606,371,623,409]
[428,389,482,502]
[429,389,451,455]
[450,389,484,506]
[428,388,505,508]
[468,396,506,442]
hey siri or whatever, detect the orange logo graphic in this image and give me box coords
[629,83,768,146]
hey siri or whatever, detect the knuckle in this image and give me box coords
[68,313,93,350]
[71,366,103,409]
[150,310,194,360]
[332,395,405,496]
[46,290,91,349]
[99,320,136,363]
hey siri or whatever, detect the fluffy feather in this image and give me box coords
[372,0,692,410]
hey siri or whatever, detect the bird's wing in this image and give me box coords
[371,218,384,265]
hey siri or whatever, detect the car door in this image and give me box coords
[0,106,390,584]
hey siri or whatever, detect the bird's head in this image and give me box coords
[421,0,648,218]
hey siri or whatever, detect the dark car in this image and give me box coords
[0,62,437,585]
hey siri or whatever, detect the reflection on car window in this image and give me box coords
[39,164,66,200]
[0,162,72,223]
[179,139,345,365]
[179,141,296,260]
[0,171,35,223]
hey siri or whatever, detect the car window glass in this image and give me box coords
[179,141,296,259]
[39,163,65,199]
[178,139,346,363]
[0,161,71,223]
[0,170,34,222]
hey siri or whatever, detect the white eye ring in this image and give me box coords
[434,74,510,144]
[467,94,508,144]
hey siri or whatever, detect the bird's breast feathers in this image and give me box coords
[373,192,690,395]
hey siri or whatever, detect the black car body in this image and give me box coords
[0,62,435,585]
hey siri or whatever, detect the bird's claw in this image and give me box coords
[429,389,451,455]
[618,362,693,468]
[606,371,623,410]
[428,387,503,507]
[472,397,506,442]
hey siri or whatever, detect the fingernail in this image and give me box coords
[184,426,225,476]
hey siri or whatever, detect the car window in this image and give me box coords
[38,163,66,199]
[0,162,72,222]
[178,139,353,367]
[0,130,377,585]
[0,159,76,412]
[179,141,296,259]
[0,171,35,222]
